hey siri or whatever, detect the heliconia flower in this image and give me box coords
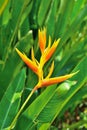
[16,27,78,92]
[12,28,79,130]
[15,48,39,76]
[38,28,46,53]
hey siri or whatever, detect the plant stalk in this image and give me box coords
[9,87,36,130]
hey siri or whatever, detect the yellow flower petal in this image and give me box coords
[46,61,54,79]
[15,48,39,75]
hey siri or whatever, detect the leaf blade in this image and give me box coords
[0,69,26,129]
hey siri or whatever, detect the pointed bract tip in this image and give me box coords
[15,48,18,52]
[46,61,54,79]
[15,48,22,56]
[70,70,79,77]
[54,38,60,47]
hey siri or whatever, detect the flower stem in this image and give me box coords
[9,87,36,130]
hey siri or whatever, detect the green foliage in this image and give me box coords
[0,69,26,129]
[0,0,87,129]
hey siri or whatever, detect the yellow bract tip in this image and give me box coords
[46,61,54,79]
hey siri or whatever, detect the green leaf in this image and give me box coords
[54,3,87,56]
[0,0,87,129]
[71,0,86,23]
[0,31,33,100]
[29,0,41,29]
[0,0,9,16]
[45,0,60,37]
[14,85,57,130]
[2,0,32,62]
[0,68,26,129]
[58,84,87,119]
[55,0,74,37]
[38,0,52,26]
[15,56,87,130]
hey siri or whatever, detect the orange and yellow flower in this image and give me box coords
[16,28,78,91]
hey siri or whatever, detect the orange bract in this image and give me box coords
[38,28,46,53]
[41,72,78,87]
[16,48,39,76]
[45,39,60,62]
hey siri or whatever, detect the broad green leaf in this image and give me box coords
[39,57,87,129]
[15,56,87,130]
[14,85,57,130]
[0,0,87,130]
[58,84,87,119]
[0,68,26,129]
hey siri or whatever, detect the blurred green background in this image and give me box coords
[0,0,87,129]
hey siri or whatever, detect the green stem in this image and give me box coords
[9,87,36,130]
